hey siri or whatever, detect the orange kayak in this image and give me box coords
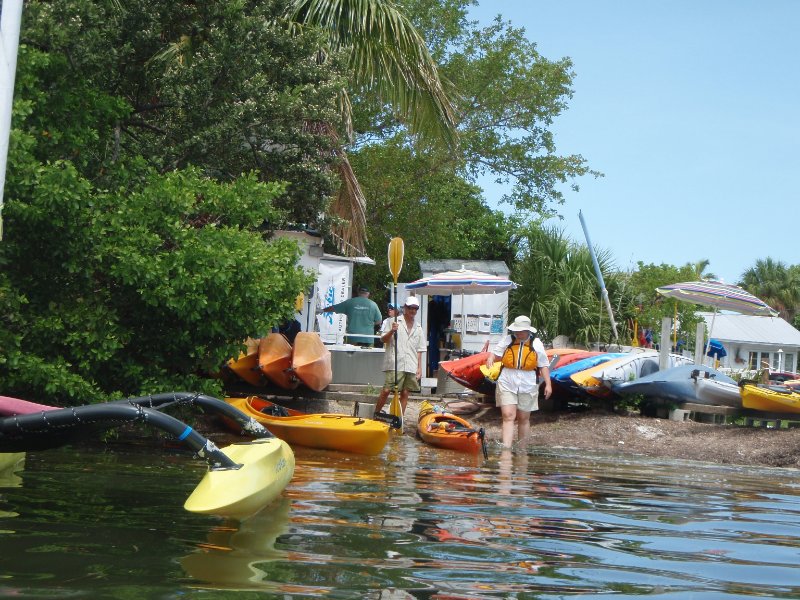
[439,351,494,395]
[417,401,486,455]
[258,333,298,390]
[292,332,332,392]
[225,396,390,455]
[226,350,264,386]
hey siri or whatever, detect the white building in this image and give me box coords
[699,312,800,374]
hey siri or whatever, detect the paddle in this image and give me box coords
[388,237,405,430]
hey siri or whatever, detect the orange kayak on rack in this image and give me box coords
[417,401,486,455]
[226,349,264,386]
[258,333,298,390]
[292,332,332,392]
[224,396,390,455]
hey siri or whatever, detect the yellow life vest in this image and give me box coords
[500,339,539,371]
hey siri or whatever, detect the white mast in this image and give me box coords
[0,0,24,240]
[578,210,619,342]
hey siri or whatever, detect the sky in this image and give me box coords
[467,0,800,285]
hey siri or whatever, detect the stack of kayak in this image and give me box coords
[226,332,332,392]
[613,364,742,407]
[438,346,696,402]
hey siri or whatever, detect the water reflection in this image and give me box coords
[181,497,291,590]
[2,441,800,598]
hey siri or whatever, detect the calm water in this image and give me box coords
[2,435,800,599]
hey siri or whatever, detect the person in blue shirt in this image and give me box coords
[321,287,382,347]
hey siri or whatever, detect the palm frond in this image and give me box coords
[287,0,459,147]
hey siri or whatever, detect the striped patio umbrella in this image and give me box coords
[655,280,777,317]
[406,268,517,341]
[406,268,517,296]
[655,280,778,364]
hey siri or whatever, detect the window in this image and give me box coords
[786,353,796,374]
[749,352,758,370]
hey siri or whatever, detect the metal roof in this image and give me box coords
[418,259,510,278]
[699,312,800,347]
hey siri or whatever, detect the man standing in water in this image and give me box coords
[374,296,427,417]
[486,315,552,449]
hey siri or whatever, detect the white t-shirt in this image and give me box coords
[381,317,427,373]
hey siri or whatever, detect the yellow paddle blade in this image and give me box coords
[388,237,404,284]
[479,362,502,382]
[184,438,295,519]
[389,391,403,430]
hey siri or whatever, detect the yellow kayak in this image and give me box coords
[741,384,800,414]
[184,437,295,519]
[225,396,390,456]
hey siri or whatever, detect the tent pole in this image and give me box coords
[703,307,718,366]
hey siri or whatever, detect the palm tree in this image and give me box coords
[511,225,620,346]
[285,0,459,255]
[685,258,717,281]
[740,257,800,322]
[153,0,458,256]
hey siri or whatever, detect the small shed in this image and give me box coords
[699,312,800,374]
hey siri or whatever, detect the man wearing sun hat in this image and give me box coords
[486,315,552,449]
[374,296,427,417]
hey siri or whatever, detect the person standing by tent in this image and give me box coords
[486,315,552,449]
[321,286,382,347]
[374,297,427,417]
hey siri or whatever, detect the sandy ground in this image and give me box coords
[209,393,800,469]
[399,399,800,469]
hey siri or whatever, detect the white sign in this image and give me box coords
[316,261,350,344]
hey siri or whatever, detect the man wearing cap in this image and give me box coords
[486,315,552,449]
[321,286,382,347]
[374,296,427,416]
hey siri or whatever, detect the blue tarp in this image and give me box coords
[706,338,727,359]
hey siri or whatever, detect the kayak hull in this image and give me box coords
[417,401,484,453]
[225,396,390,455]
[258,333,299,390]
[741,384,800,414]
[292,332,332,392]
[184,437,295,519]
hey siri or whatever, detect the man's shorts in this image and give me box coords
[496,386,539,412]
[383,371,420,393]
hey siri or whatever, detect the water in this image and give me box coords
[2,436,800,599]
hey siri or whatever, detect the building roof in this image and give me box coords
[419,259,510,278]
[699,312,800,347]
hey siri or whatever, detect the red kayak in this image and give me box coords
[438,352,494,395]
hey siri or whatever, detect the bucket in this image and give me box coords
[669,408,690,422]
[355,402,376,419]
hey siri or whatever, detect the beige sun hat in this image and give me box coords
[507,315,537,334]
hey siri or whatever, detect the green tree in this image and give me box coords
[622,262,703,351]
[348,140,516,304]
[0,1,333,404]
[21,0,346,228]
[359,0,597,219]
[740,258,800,323]
[509,225,624,347]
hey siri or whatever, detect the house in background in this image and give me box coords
[699,312,800,374]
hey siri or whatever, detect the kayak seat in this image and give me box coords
[260,404,290,417]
